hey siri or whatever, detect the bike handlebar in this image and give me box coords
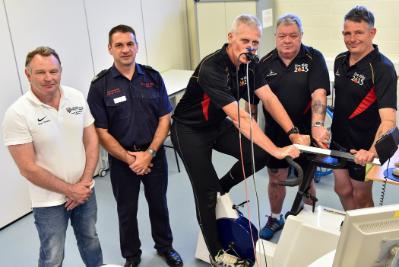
[278,156,303,187]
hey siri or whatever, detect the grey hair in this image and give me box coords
[276,14,303,33]
[230,14,262,33]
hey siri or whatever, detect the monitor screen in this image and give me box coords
[332,204,399,267]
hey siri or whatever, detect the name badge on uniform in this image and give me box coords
[114,96,127,104]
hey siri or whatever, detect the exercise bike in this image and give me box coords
[195,157,303,266]
[196,142,394,266]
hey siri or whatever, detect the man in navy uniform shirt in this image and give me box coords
[87,25,183,267]
[254,14,330,240]
[331,6,397,210]
[171,14,309,266]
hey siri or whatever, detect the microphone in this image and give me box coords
[245,53,259,63]
[245,48,259,63]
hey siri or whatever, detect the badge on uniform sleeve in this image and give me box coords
[114,96,127,104]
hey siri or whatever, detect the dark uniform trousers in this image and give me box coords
[108,147,173,260]
[170,119,267,256]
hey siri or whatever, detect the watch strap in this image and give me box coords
[287,126,300,136]
[147,148,157,158]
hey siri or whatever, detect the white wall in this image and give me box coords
[0,0,190,228]
[0,2,31,228]
[5,0,95,95]
[84,0,148,74]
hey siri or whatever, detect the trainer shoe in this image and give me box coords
[210,250,252,267]
[259,214,284,240]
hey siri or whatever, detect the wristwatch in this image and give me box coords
[146,148,157,158]
[312,121,324,127]
[287,126,300,136]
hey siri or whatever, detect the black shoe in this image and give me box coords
[124,257,141,267]
[158,248,183,266]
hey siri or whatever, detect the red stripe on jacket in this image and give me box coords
[202,93,210,121]
[348,86,376,119]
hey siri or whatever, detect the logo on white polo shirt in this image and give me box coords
[351,72,365,86]
[294,63,309,73]
[37,116,50,125]
[66,106,83,115]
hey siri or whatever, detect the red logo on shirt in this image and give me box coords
[141,82,154,88]
[106,88,122,96]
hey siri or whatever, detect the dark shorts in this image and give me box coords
[330,141,366,182]
[337,160,366,182]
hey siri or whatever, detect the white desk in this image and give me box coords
[161,69,194,96]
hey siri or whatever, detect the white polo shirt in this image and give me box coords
[2,85,94,208]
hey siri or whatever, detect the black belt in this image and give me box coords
[127,143,151,152]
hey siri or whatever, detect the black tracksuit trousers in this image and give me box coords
[170,119,268,257]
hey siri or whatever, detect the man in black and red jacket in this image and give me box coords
[331,6,397,210]
[171,14,309,266]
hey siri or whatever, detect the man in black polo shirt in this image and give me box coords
[171,14,309,266]
[254,14,330,240]
[87,25,183,267]
[332,6,397,210]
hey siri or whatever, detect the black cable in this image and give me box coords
[331,79,334,109]
[235,52,268,267]
[379,157,390,206]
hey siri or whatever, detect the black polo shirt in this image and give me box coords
[331,45,397,151]
[173,44,265,129]
[87,64,172,148]
[257,44,330,146]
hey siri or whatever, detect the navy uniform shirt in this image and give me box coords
[257,44,330,146]
[173,44,265,129]
[87,64,172,148]
[331,45,397,150]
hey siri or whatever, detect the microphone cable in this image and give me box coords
[235,51,267,267]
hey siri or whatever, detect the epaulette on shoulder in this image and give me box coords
[303,45,315,60]
[91,69,110,84]
[141,64,156,72]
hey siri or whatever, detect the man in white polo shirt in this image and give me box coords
[2,46,103,267]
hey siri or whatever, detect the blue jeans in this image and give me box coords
[33,190,103,267]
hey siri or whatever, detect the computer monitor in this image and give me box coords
[332,204,399,267]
